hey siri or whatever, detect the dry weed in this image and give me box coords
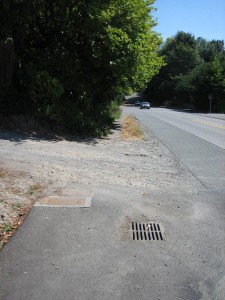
[120,115,144,140]
[27,183,44,196]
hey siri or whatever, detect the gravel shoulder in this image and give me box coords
[0,109,202,248]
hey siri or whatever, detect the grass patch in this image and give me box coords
[2,224,13,233]
[121,115,144,140]
[27,184,43,195]
[11,203,22,210]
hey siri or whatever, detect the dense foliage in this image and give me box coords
[144,31,225,113]
[0,0,163,135]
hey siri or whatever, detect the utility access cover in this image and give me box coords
[35,188,92,208]
[132,222,163,241]
[35,196,92,207]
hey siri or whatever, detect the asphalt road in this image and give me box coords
[133,107,225,150]
[143,108,225,149]
[124,106,225,191]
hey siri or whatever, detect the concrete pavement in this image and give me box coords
[0,183,225,300]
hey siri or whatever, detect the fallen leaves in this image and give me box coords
[0,205,31,250]
[0,166,47,250]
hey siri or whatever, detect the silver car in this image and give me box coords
[140,102,150,109]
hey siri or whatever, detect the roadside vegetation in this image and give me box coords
[121,115,144,140]
[0,0,164,136]
[0,167,45,249]
[144,31,225,113]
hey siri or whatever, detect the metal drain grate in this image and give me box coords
[132,222,163,241]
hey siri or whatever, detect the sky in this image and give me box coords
[152,0,225,42]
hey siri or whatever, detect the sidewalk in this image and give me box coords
[1,182,225,300]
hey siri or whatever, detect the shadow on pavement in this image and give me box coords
[158,107,225,120]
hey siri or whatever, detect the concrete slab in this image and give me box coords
[35,188,92,207]
[35,196,92,207]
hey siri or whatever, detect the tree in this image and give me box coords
[144,31,225,112]
[196,38,225,62]
[144,31,200,105]
[180,48,225,112]
[0,0,164,135]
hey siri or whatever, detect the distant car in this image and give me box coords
[135,101,141,106]
[140,102,150,109]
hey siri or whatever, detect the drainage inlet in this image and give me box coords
[132,222,163,241]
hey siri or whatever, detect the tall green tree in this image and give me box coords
[144,31,225,112]
[181,44,225,112]
[144,31,200,105]
[0,0,164,135]
[196,38,225,62]
[195,56,225,112]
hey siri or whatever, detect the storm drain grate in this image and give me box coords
[132,222,163,241]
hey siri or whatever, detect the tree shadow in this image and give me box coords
[0,121,122,145]
[159,107,195,113]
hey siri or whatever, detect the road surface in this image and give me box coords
[124,105,225,191]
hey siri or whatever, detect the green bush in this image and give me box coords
[28,70,64,120]
[0,86,18,114]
